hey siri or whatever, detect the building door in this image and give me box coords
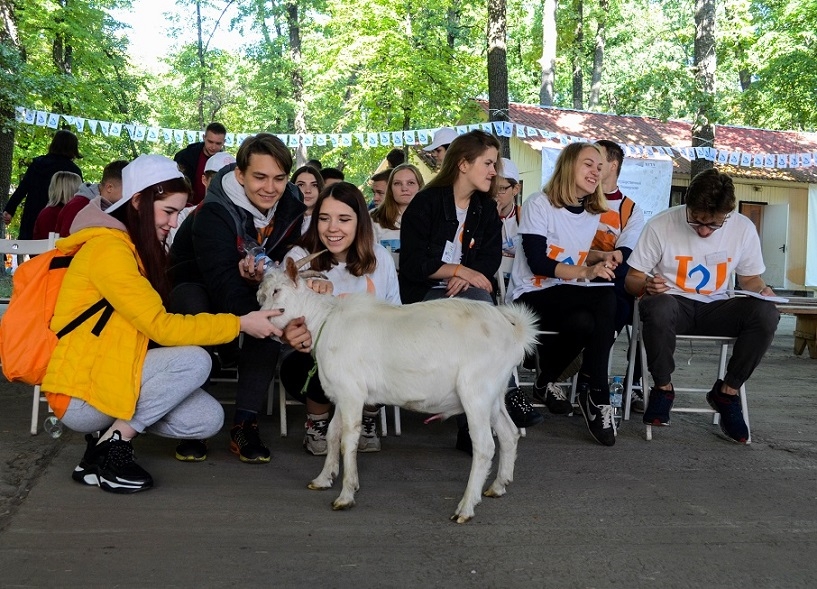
[760,204,789,288]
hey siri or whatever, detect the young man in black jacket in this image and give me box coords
[168,133,308,464]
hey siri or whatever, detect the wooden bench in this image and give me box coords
[776,298,817,359]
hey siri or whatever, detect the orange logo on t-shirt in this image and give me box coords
[674,255,731,294]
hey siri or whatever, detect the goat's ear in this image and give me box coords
[285,257,299,285]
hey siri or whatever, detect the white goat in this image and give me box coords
[258,257,539,523]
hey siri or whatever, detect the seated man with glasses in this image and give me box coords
[623,168,780,443]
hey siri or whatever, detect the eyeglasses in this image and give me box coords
[686,207,729,231]
[497,185,513,194]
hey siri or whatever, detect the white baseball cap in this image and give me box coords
[423,127,458,152]
[500,158,520,183]
[204,151,236,173]
[109,154,185,214]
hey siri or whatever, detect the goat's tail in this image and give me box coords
[497,302,541,358]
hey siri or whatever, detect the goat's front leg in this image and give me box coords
[308,412,343,490]
[332,402,363,510]
[451,400,495,524]
[484,404,519,498]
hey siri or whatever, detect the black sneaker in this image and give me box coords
[73,432,154,493]
[706,380,749,444]
[72,433,102,486]
[534,381,573,415]
[230,421,271,463]
[577,386,616,446]
[505,388,544,427]
[175,439,208,462]
[643,386,675,426]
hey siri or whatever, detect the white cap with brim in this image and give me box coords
[423,127,458,152]
[109,154,185,214]
[500,158,520,183]
[204,151,236,173]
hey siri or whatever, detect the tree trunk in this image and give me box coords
[487,0,510,158]
[288,0,307,167]
[588,0,608,109]
[196,0,206,129]
[572,0,584,110]
[0,0,22,211]
[539,0,557,106]
[691,0,716,178]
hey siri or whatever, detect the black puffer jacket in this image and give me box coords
[167,164,305,315]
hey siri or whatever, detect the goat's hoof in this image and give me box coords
[332,498,355,511]
[308,479,333,490]
[450,513,473,524]
[483,485,507,498]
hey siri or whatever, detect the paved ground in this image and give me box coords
[0,315,815,588]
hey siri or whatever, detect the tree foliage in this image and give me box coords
[6,0,817,196]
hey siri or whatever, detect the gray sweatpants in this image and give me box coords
[60,346,224,439]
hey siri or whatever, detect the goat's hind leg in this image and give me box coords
[308,412,343,491]
[484,405,519,498]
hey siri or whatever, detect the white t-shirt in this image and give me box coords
[300,214,311,235]
[508,192,600,301]
[373,217,401,252]
[285,244,401,304]
[628,205,765,302]
[500,206,520,257]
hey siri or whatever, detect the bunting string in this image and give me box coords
[15,106,817,171]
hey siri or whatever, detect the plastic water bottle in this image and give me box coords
[43,415,64,438]
[249,246,276,273]
[609,376,624,427]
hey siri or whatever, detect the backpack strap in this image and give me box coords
[56,299,113,339]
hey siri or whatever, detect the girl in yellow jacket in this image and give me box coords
[43,154,290,494]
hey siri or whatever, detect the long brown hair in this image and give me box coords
[299,182,376,277]
[543,142,607,214]
[424,130,502,198]
[110,177,192,304]
[371,163,425,230]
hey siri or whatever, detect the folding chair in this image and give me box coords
[624,298,751,442]
[268,348,400,437]
[0,233,59,435]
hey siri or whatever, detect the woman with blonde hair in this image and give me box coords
[507,142,620,447]
[371,163,425,253]
[33,171,82,239]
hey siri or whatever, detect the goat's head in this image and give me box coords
[257,250,327,330]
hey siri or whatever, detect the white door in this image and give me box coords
[760,203,789,288]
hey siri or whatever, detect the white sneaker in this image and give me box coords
[358,411,381,453]
[303,413,329,456]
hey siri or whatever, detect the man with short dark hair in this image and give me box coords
[369,170,390,209]
[624,168,780,443]
[56,159,128,236]
[320,167,344,187]
[168,133,308,464]
[174,122,227,205]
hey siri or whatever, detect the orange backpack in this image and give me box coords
[0,249,112,385]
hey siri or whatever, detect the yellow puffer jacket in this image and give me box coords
[43,227,240,420]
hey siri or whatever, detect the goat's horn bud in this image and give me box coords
[293,249,327,269]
